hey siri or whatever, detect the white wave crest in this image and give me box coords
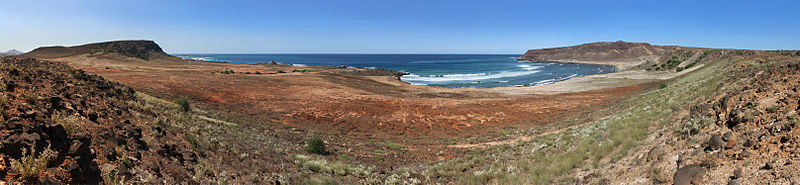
[530,74,579,85]
[401,70,541,82]
[184,57,214,61]
[517,64,543,71]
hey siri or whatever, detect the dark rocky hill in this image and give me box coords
[518,41,661,62]
[21,40,169,60]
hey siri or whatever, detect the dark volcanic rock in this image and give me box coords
[708,134,725,150]
[87,111,98,121]
[738,150,751,160]
[674,164,706,185]
[0,58,195,184]
[733,168,742,179]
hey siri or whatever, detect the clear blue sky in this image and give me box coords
[1,0,797,54]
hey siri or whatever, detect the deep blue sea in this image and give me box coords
[174,54,616,88]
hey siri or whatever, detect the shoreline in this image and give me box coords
[181,55,633,91]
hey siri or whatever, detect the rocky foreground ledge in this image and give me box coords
[0,57,197,184]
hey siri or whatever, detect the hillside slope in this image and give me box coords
[0,57,197,183]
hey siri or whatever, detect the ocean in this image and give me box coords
[174,54,616,88]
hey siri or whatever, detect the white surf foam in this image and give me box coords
[401,70,541,82]
[517,64,543,71]
[530,74,579,86]
[181,56,215,61]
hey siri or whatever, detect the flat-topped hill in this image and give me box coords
[22,40,169,60]
[518,41,661,62]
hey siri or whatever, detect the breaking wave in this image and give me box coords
[401,70,541,82]
[530,74,579,86]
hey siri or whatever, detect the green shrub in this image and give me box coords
[11,144,56,179]
[767,105,780,112]
[0,93,7,106]
[330,161,348,176]
[51,114,79,135]
[659,84,667,89]
[384,141,405,149]
[277,70,286,73]
[306,176,337,185]
[174,97,191,112]
[24,92,37,105]
[305,138,329,155]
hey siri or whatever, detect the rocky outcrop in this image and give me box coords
[21,40,169,60]
[639,59,800,184]
[0,58,196,183]
[518,41,660,62]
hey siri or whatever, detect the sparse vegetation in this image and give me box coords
[51,114,80,135]
[0,93,7,106]
[767,105,780,112]
[24,92,37,105]
[10,144,57,179]
[663,55,684,70]
[424,54,729,184]
[683,51,711,71]
[384,141,405,149]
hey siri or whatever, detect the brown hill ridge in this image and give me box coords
[518,41,666,70]
[518,41,661,61]
[22,40,170,60]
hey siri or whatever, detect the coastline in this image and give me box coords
[177,54,623,90]
[179,56,659,94]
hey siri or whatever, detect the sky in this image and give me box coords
[0,0,798,54]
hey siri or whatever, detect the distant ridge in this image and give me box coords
[1,49,23,55]
[22,40,170,60]
[518,41,661,62]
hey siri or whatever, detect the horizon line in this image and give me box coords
[169,52,523,55]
